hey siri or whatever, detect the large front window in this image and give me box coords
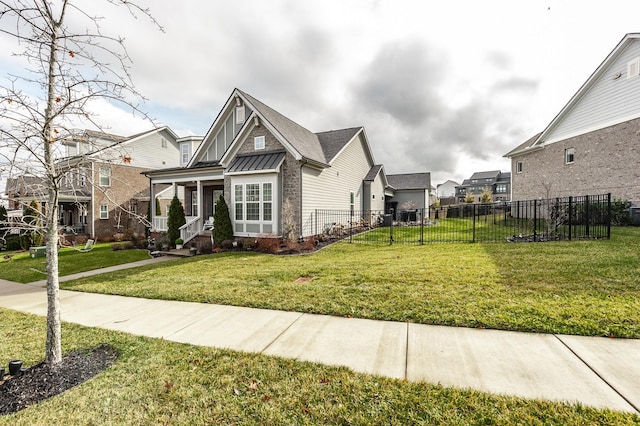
[232,178,277,236]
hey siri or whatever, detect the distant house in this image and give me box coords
[505,33,640,203]
[386,173,432,213]
[3,128,191,240]
[436,180,459,204]
[145,88,429,243]
[455,171,511,203]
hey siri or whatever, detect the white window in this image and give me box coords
[516,161,523,174]
[181,143,191,165]
[78,169,86,187]
[99,204,108,219]
[254,136,265,150]
[350,191,355,212]
[192,190,198,216]
[165,205,170,216]
[99,167,111,186]
[232,178,277,235]
[235,105,245,124]
[565,147,575,164]
[161,138,167,148]
[628,57,640,79]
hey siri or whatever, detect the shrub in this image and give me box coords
[111,243,123,251]
[213,195,233,247]
[167,196,186,246]
[611,199,632,226]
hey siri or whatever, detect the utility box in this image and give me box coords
[29,246,47,258]
[631,206,640,226]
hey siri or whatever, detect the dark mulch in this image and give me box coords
[0,344,117,415]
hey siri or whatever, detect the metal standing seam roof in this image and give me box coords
[226,151,286,173]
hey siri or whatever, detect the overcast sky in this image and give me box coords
[3,0,640,186]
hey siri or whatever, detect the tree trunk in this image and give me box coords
[43,11,63,366]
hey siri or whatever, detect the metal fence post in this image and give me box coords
[607,193,611,240]
[420,207,424,245]
[568,197,572,241]
[390,209,394,245]
[472,204,476,243]
[533,199,537,241]
[585,195,590,237]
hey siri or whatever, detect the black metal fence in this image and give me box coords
[312,193,612,244]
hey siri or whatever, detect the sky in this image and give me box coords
[2,0,640,187]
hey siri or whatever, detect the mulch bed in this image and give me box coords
[0,344,117,415]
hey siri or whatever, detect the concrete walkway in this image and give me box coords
[0,259,638,414]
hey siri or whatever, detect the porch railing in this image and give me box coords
[180,216,202,244]
[153,216,168,231]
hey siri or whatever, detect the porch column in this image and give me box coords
[149,181,156,231]
[197,180,203,218]
[173,182,178,198]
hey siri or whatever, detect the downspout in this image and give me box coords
[299,162,303,239]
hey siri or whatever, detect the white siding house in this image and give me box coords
[506,33,640,202]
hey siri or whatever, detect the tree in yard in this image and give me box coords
[464,190,475,204]
[0,204,7,234]
[0,1,160,366]
[21,199,44,249]
[479,187,493,203]
[166,195,185,246]
[212,195,233,246]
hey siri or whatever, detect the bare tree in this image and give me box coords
[0,0,160,366]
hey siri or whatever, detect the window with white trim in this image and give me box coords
[99,167,111,186]
[99,204,109,219]
[233,178,276,235]
[192,190,198,216]
[254,136,265,150]
[516,161,523,173]
[565,147,575,164]
[161,138,167,148]
[181,143,191,165]
[350,191,355,212]
[78,169,86,187]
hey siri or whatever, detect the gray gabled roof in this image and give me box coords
[469,170,501,180]
[386,173,430,190]
[238,90,327,165]
[316,127,362,163]
[364,164,383,182]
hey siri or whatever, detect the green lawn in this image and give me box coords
[0,309,637,425]
[61,227,640,338]
[0,243,151,283]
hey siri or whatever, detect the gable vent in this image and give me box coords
[627,57,640,80]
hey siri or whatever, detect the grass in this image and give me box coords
[0,243,151,284]
[0,309,637,425]
[61,227,640,338]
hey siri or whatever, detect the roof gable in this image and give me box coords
[531,33,640,148]
[316,127,362,163]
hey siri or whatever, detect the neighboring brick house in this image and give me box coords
[4,128,191,241]
[455,171,511,203]
[145,88,430,243]
[505,33,640,203]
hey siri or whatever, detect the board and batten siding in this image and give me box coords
[300,133,373,236]
[204,105,253,162]
[369,173,386,211]
[544,40,640,144]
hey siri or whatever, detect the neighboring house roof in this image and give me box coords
[437,180,459,187]
[504,132,543,158]
[386,173,430,190]
[4,176,46,196]
[469,170,501,180]
[506,33,640,156]
[227,151,286,174]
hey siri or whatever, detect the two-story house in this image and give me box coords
[455,171,511,203]
[4,127,194,241]
[505,33,640,203]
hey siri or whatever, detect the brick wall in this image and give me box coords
[511,117,640,202]
[92,162,150,240]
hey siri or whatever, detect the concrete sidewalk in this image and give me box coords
[0,269,638,414]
